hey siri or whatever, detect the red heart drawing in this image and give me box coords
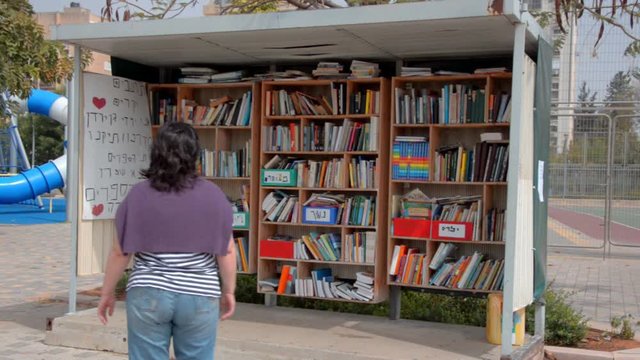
[92,97,106,109]
[92,204,104,216]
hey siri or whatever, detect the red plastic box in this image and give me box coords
[260,239,294,259]
[392,218,431,238]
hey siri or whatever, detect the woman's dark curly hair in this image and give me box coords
[142,122,200,192]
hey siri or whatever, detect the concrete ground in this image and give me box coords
[2,221,639,358]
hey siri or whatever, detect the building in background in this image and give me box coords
[35,2,111,77]
[528,0,578,153]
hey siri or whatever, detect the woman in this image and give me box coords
[98,122,236,360]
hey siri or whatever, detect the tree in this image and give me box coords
[573,81,601,134]
[0,0,73,110]
[17,113,65,167]
[566,71,640,164]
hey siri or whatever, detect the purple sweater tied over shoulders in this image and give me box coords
[115,178,233,255]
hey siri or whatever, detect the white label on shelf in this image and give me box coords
[262,170,291,184]
[438,223,466,239]
[304,207,332,222]
[233,213,247,227]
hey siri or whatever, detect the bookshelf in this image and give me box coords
[257,78,390,303]
[387,73,512,301]
[148,82,261,274]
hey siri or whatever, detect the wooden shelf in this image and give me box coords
[388,282,502,294]
[263,151,378,155]
[261,186,378,192]
[390,180,507,185]
[261,221,376,230]
[393,123,509,128]
[149,81,261,274]
[265,114,377,121]
[260,257,375,266]
[390,236,505,245]
[258,291,383,304]
[258,78,390,303]
[204,176,251,181]
[387,74,509,303]
[195,125,252,130]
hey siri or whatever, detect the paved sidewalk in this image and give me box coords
[2,222,639,358]
[0,223,118,359]
[547,244,640,327]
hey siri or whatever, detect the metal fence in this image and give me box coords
[548,105,640,251]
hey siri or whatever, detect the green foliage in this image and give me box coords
[116,271,129,296]
[0,0,72,106]
[399,291,486,326]
[17,113,65,167]
[224,0,278,14]
[610,314,636,340]
[525,287,588,347]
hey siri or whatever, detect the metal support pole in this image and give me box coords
[67,46,82,314]
[264,294,277,307]
[534,300,545,337]
[562,134,568,199]
[605,117,615,259]
[389,285,401,320]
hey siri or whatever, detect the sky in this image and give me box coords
[29,0,205,18]
[574,13,640,101]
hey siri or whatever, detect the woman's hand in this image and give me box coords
[97,293,116,325]
[220,293,236,320]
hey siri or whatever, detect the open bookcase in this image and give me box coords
[257,79,390,303]
[148,82,261,274]
[387,73,512,295]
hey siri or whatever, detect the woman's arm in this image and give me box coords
[98,237,131,325]
[216,237,237,320]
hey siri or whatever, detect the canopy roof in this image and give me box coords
[51,0,543,67]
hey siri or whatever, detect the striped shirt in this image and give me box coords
[127,252,221,298]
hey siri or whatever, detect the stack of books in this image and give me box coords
[179,67,215,84]
[401,66,433,77]
[350,60,379,78]
[312,62,348,79]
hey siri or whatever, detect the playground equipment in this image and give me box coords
[0,90,67,204]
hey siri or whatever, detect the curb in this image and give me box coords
[546,346,640,360]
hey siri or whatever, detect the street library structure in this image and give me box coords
[52,0,551,356]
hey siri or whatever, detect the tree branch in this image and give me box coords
[579,3,640,42]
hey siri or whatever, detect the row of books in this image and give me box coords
[430,251,505,291]
[485,208,506,242]
[301,118,379,152]
[393,86,511,124]
[432,196,482,241]
[263,155,377,189]
[389,241,456,282]
[181,91,252,126]
[294,232,342,261]
[262,191,299,223]
[234,236,250,272]
[350,89,381,115]
[260,267,374,301]
[434,142,509,183]
[266,90,336,116]
[198,142,251,177]
[391,137,429,181]
[303,193,376,227]
[156,98,178,124]
[389,244,504,290]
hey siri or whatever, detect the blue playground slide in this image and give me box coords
[0,90,67,204]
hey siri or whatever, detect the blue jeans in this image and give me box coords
[126,287,219,360]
